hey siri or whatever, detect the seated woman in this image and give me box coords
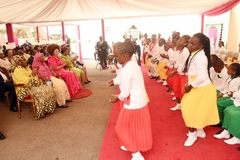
[47,44,82,97]
[32,52,71,108]
[60,47,90,84]
[12,55,56,119]
[0,50,11,72]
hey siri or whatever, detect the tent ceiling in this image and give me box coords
[0,0,230,24]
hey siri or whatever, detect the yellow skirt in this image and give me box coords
[145,58,151,70]
[157,61,167,79]
[181,83,219,128]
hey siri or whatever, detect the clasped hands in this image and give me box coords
[184,83,193,93]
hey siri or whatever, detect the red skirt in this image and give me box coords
[115,105,153,152]
[118,100,124,110]
[173,74,188,99]
[166,68,176,89]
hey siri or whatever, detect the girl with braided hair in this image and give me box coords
[181,33,219,147]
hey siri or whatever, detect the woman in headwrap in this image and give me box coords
[12,55,56,119]
[32,52,71,108]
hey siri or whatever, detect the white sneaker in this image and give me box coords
[172,96,176,101]
[157,79,163,83]
[120,146,127,151]
[224,136,240,145]
[196,129,206,138]
[163,81,167,86]
[187,129,206,138]
[171,92,174,96]
[184,131,197,147]
[131,152,145,160]
[213,129,230,139]
[170,104,180,111]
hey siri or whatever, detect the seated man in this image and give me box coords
[0,67,18,112]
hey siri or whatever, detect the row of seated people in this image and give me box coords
[142,34,240,146]
[210,56,240,145]
[0,44,90,119]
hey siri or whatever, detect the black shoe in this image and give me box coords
[87,80,91,83]
[166,88,173,92]
[66,99,73,103]
[84,81,89,84]
[155,76,160,80]
[76,61,84,66]
[0,132,5,140]
[10,106,18,112]
[150,76,156,79]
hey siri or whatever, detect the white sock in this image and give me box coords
[132,151,141,157]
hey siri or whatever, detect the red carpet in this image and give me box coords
[71,89,92,99]
[99,65,240,160]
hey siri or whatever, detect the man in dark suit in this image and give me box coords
[0,67,18,112]
[96,36,109,69]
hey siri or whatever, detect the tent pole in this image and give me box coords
[5,23,15,49]
[101,19,105,41]
[77,25,83,61]
[61,22,66,45]
[46,26,50,43]
[201,14,204,33]
[36,26,40,44]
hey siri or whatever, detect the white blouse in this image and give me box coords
[175,47,190,74]
[118,61,148,109]
[211,67,229,92]
[0,58,11,71]
[188,50,211,87]
[166,48,175,68]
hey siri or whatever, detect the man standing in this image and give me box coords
[96,36,109,69]
[66,35,70,46]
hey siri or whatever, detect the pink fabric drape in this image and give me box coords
[208,27,218,51]
[5,23,14,43]
[101,19,105,41]
[77,25,83,61]
[201,0,240,32]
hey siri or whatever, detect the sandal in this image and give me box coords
[59,105,69,108]
[0,132,5,140]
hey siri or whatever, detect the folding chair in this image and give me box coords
[95,56,102,71]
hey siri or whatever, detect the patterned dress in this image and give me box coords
[13,66,56,119]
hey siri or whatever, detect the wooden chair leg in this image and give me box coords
[32,102,37,120]
[28,103,31,112]
[17,100,21,119]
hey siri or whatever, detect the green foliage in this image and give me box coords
[50,34,60,40]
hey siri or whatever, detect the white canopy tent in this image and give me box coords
[0,0,231,24]
[0,0,239,59]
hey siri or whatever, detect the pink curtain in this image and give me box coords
[201,0,240,32]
